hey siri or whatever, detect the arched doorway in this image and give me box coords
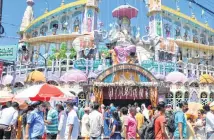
[201,92,208,105]
[94,64,158,106]
[175,91,182,107]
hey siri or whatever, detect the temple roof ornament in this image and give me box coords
[20,0,34,32]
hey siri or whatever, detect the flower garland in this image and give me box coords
[94,81,159,87]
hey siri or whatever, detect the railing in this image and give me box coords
[2,58,214,82]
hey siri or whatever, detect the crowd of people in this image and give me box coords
[0,100,214,139]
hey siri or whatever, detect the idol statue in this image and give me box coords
[74,17,80,32]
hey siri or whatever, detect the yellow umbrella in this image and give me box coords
[186,102,203,119]
[26,70,46,83]
[200,74,214,84]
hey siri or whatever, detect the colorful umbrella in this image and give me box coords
[112,4,139,19]
[60,69,87,83]
[26,70,46,83]
[15,84,64,101]
[165,71,187,84]
[200,74,214,84]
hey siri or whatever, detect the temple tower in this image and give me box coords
[20,0,34,33]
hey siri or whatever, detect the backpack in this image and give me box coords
[139,115,159,139]
[166,111,178,133]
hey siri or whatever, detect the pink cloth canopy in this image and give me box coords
[165,71,187,84]
[60,69,87,83]
[112,5,138,19]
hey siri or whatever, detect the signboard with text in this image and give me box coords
[0,45,18,61]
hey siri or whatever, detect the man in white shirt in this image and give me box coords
[89,102,103,139]
[56,104,67,140]
[81,107,90,139]
[206,102,214,139]
[0,102,19,139]
[64,101,80,140]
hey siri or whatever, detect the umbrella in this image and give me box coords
[15,84,64,101]
[165,71,187,84]
[2,75,13,85]
[26,70,46,83]
[112,4,139,19]
[200,74,214,84]
[186,102,203,119]
[60,69,87,83]
[0,90,14,103]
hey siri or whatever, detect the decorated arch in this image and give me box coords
[93,64,159,107]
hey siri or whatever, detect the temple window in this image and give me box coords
[200,92,208,105]
[210,92,214,102]
[165,92,173,105]
[184,91,189,102]
[175,91,182,107]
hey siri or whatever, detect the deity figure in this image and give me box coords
[74,17,80,32]
[175,27,181,38]
[52,24,58,35]
[164,24,171,38]
[193,35,198,43]
[87,10,93,32]
[184,30,188,41]
[156,22,162,36]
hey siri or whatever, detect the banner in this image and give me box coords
[0,45,18,61]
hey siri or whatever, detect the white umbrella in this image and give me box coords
[15,84,74,101]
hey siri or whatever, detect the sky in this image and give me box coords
[0,0,214,45]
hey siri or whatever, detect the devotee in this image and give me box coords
[135,107,144,139]
[120,107,128,139]
[154,101,169,140]
[195,109,206,140]
[125,107,137,139]
[24,101,45,140]
[43,102,59,139]
[56,104,67,140]
[0,102,19,139]
[64,101,80,140]
[206,102,214,139]
[103,106,111,139]
[81,107,90,140]
[110,111,122,139]
[173,101,188,139]
[89,102,103,139]
[141,104,149,122]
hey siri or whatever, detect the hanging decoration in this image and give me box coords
[93,81,158,87]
